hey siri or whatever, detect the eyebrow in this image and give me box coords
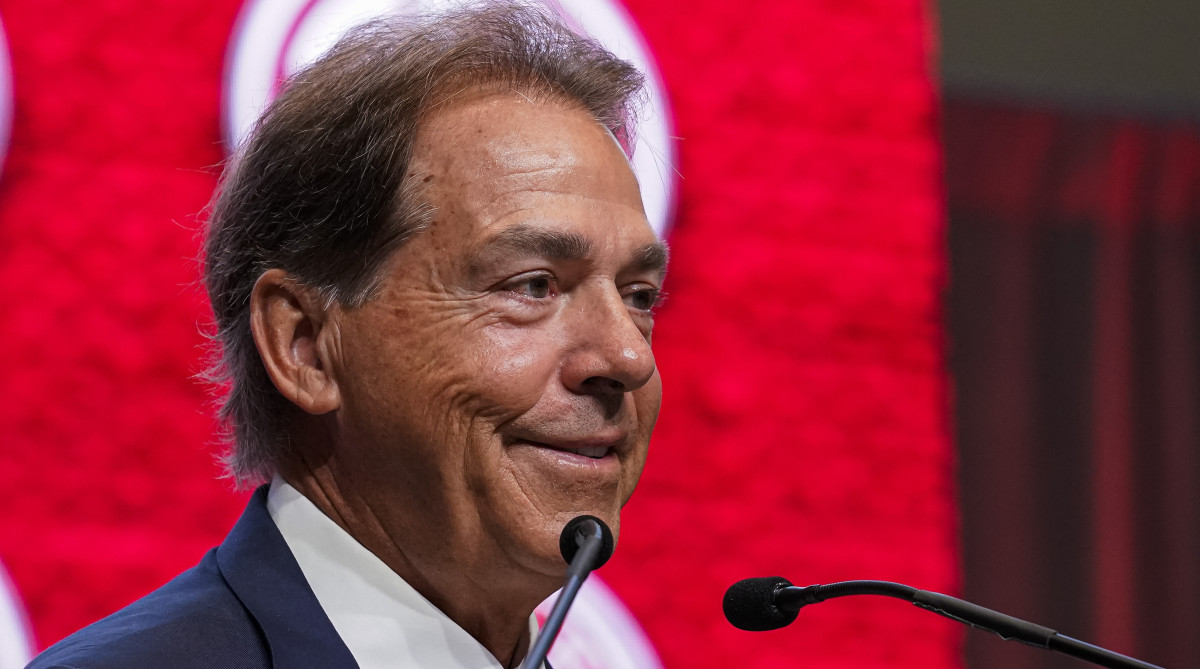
[631,240,670,278]
[485,225,596,262]
[465,223,669,279]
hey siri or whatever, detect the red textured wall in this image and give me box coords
[0,1,958,667]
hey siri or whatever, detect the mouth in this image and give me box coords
[503,431,627,473]
[500,432,632,511]
[514,439,617,460]
[553,444,610,459]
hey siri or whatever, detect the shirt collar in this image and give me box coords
[266,477,540,669]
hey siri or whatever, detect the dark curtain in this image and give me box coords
[945,98,1200,669]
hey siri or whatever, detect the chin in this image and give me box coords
[499,504,621,577]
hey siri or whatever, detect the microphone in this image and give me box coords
[558,515,615,569]
[722,576,800,632]
[723,577,1164,669]
[519,516,614,669]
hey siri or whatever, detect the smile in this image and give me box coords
[505,434,626,472]
[564,446,609,459]
[516,439,615,460]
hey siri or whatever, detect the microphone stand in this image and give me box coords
[519,517,610,669]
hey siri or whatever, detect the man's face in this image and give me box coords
[325,91,665,579]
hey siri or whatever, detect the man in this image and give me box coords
[29,3,666,668]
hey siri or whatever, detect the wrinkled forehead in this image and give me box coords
[410,90,641,207]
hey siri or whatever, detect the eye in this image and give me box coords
[623,286,664,312]
[503,273,557,299]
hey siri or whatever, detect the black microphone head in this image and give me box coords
[723,576,799,631]
[559,515,615,569]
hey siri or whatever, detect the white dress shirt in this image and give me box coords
[267,477,541,669]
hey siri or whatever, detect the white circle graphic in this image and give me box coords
[535,576,664,669]
[1,16,31,667]
[0,561,34,669]
[0,16,13,175]
[223,0,676,237]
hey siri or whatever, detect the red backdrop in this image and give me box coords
[0,1,959,667]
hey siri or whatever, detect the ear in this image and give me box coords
[249,268,341,415]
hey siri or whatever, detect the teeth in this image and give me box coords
[569,446,608,459]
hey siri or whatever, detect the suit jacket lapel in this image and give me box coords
[216,486,359,669]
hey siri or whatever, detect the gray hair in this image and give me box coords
[204,2,645,486]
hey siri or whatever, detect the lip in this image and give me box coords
[508,431,626,456]
[505,432,627,472]
[508,440,622,475]
[517,438,619,457]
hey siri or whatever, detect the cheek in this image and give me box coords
[470,324,564,410]
[338,295,569,435]
[634,371,664,430]
[335,306,477,427]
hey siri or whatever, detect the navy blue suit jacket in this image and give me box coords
[27,487,359,669]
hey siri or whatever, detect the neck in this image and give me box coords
[278,460,554,665]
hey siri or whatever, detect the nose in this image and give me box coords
[561,284,657,400]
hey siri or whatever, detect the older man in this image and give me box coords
[29,4,666,668]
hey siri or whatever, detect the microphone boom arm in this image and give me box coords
[774,580,1162,669]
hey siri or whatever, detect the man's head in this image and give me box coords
[204,3,664,581]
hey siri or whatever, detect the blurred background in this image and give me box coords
[0,1,1194,668]
[942,2,1199,668]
